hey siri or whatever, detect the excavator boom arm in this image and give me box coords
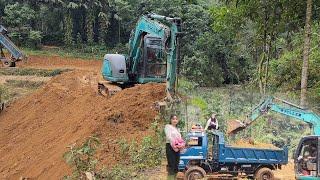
[231,96,320,135]
[269,103,320,135]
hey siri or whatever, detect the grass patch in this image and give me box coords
[191,96,208,111]
[22,44,127,60]
[5,80,44,89]
[0,85,10,102]
[0,68,68,77]
[0,67,64,102]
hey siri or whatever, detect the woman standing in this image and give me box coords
[164,114,184,179]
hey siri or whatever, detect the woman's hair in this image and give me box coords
[170,114,177,120]
[169,114,178,124]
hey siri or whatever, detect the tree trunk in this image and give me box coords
[300,0,312,108]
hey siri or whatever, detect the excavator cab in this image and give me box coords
[294,136,320,179]
[138,35,166,82]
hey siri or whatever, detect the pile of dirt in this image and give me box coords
[0,70,165,179]
[274,161,295,180]
[231,139,280,149]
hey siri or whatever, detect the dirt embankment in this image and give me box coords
[0,70,165,179]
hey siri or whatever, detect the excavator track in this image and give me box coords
[98,81,123,97]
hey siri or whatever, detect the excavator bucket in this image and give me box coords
[227,119,248,135]
[98,81,122,97]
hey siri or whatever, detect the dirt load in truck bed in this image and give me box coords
[230,139,280,149]
[0,69,165,179]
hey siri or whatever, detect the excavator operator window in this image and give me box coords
[144,37,166,78]
[296,138,318,177]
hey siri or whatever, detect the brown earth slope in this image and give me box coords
[0,70,165,179]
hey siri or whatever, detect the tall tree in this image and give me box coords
[300,0,312,107]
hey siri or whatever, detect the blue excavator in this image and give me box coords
[98,13,182,101]
[0,25,26,67]
[228,96,320,180]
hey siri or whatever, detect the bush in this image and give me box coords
[27,30,42,49]
[63,136,100,179]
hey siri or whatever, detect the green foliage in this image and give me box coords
[3,2,35,28]
[267,24,320,108]
[117,120,164,171]
[5,80,44,89]
[75,33,83,48]
[269,49,301,91]
[86,14,94,45]
[63,136,101,179]
[64,119,164,179]
[64,14,73,46]
[100,165,136,180]
[210,5,245,35]
[0,68,66,77]
[129,136,163,170]
[2,2,42,48]
[191,97,207,111]
[0,85,9,102]
[183,50,224,86]
[27,31,42,48]
[178,77,197,95]
[8,32,22,46]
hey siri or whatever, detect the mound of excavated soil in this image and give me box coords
[274,161,295,180]
[231,139,280,149]
[0,70,165,179]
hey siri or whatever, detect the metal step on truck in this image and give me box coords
[0,25,26,67]
[179,131,288,180]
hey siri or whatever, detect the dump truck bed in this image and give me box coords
[213,132,288,165]
[0,25,25,60]
[217,144,288,164]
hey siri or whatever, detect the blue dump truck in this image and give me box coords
[179,131,288,180]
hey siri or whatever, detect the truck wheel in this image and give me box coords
[254,167,274,180]
[185,166,206,180]
[1,59,15,67]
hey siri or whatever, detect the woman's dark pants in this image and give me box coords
[166,143,180,176]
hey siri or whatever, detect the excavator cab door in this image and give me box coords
[294,136,319,179]
[138,36,166,82]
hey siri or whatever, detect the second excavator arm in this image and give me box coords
[229,96,320,135]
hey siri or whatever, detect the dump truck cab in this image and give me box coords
[178,131,208,170]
